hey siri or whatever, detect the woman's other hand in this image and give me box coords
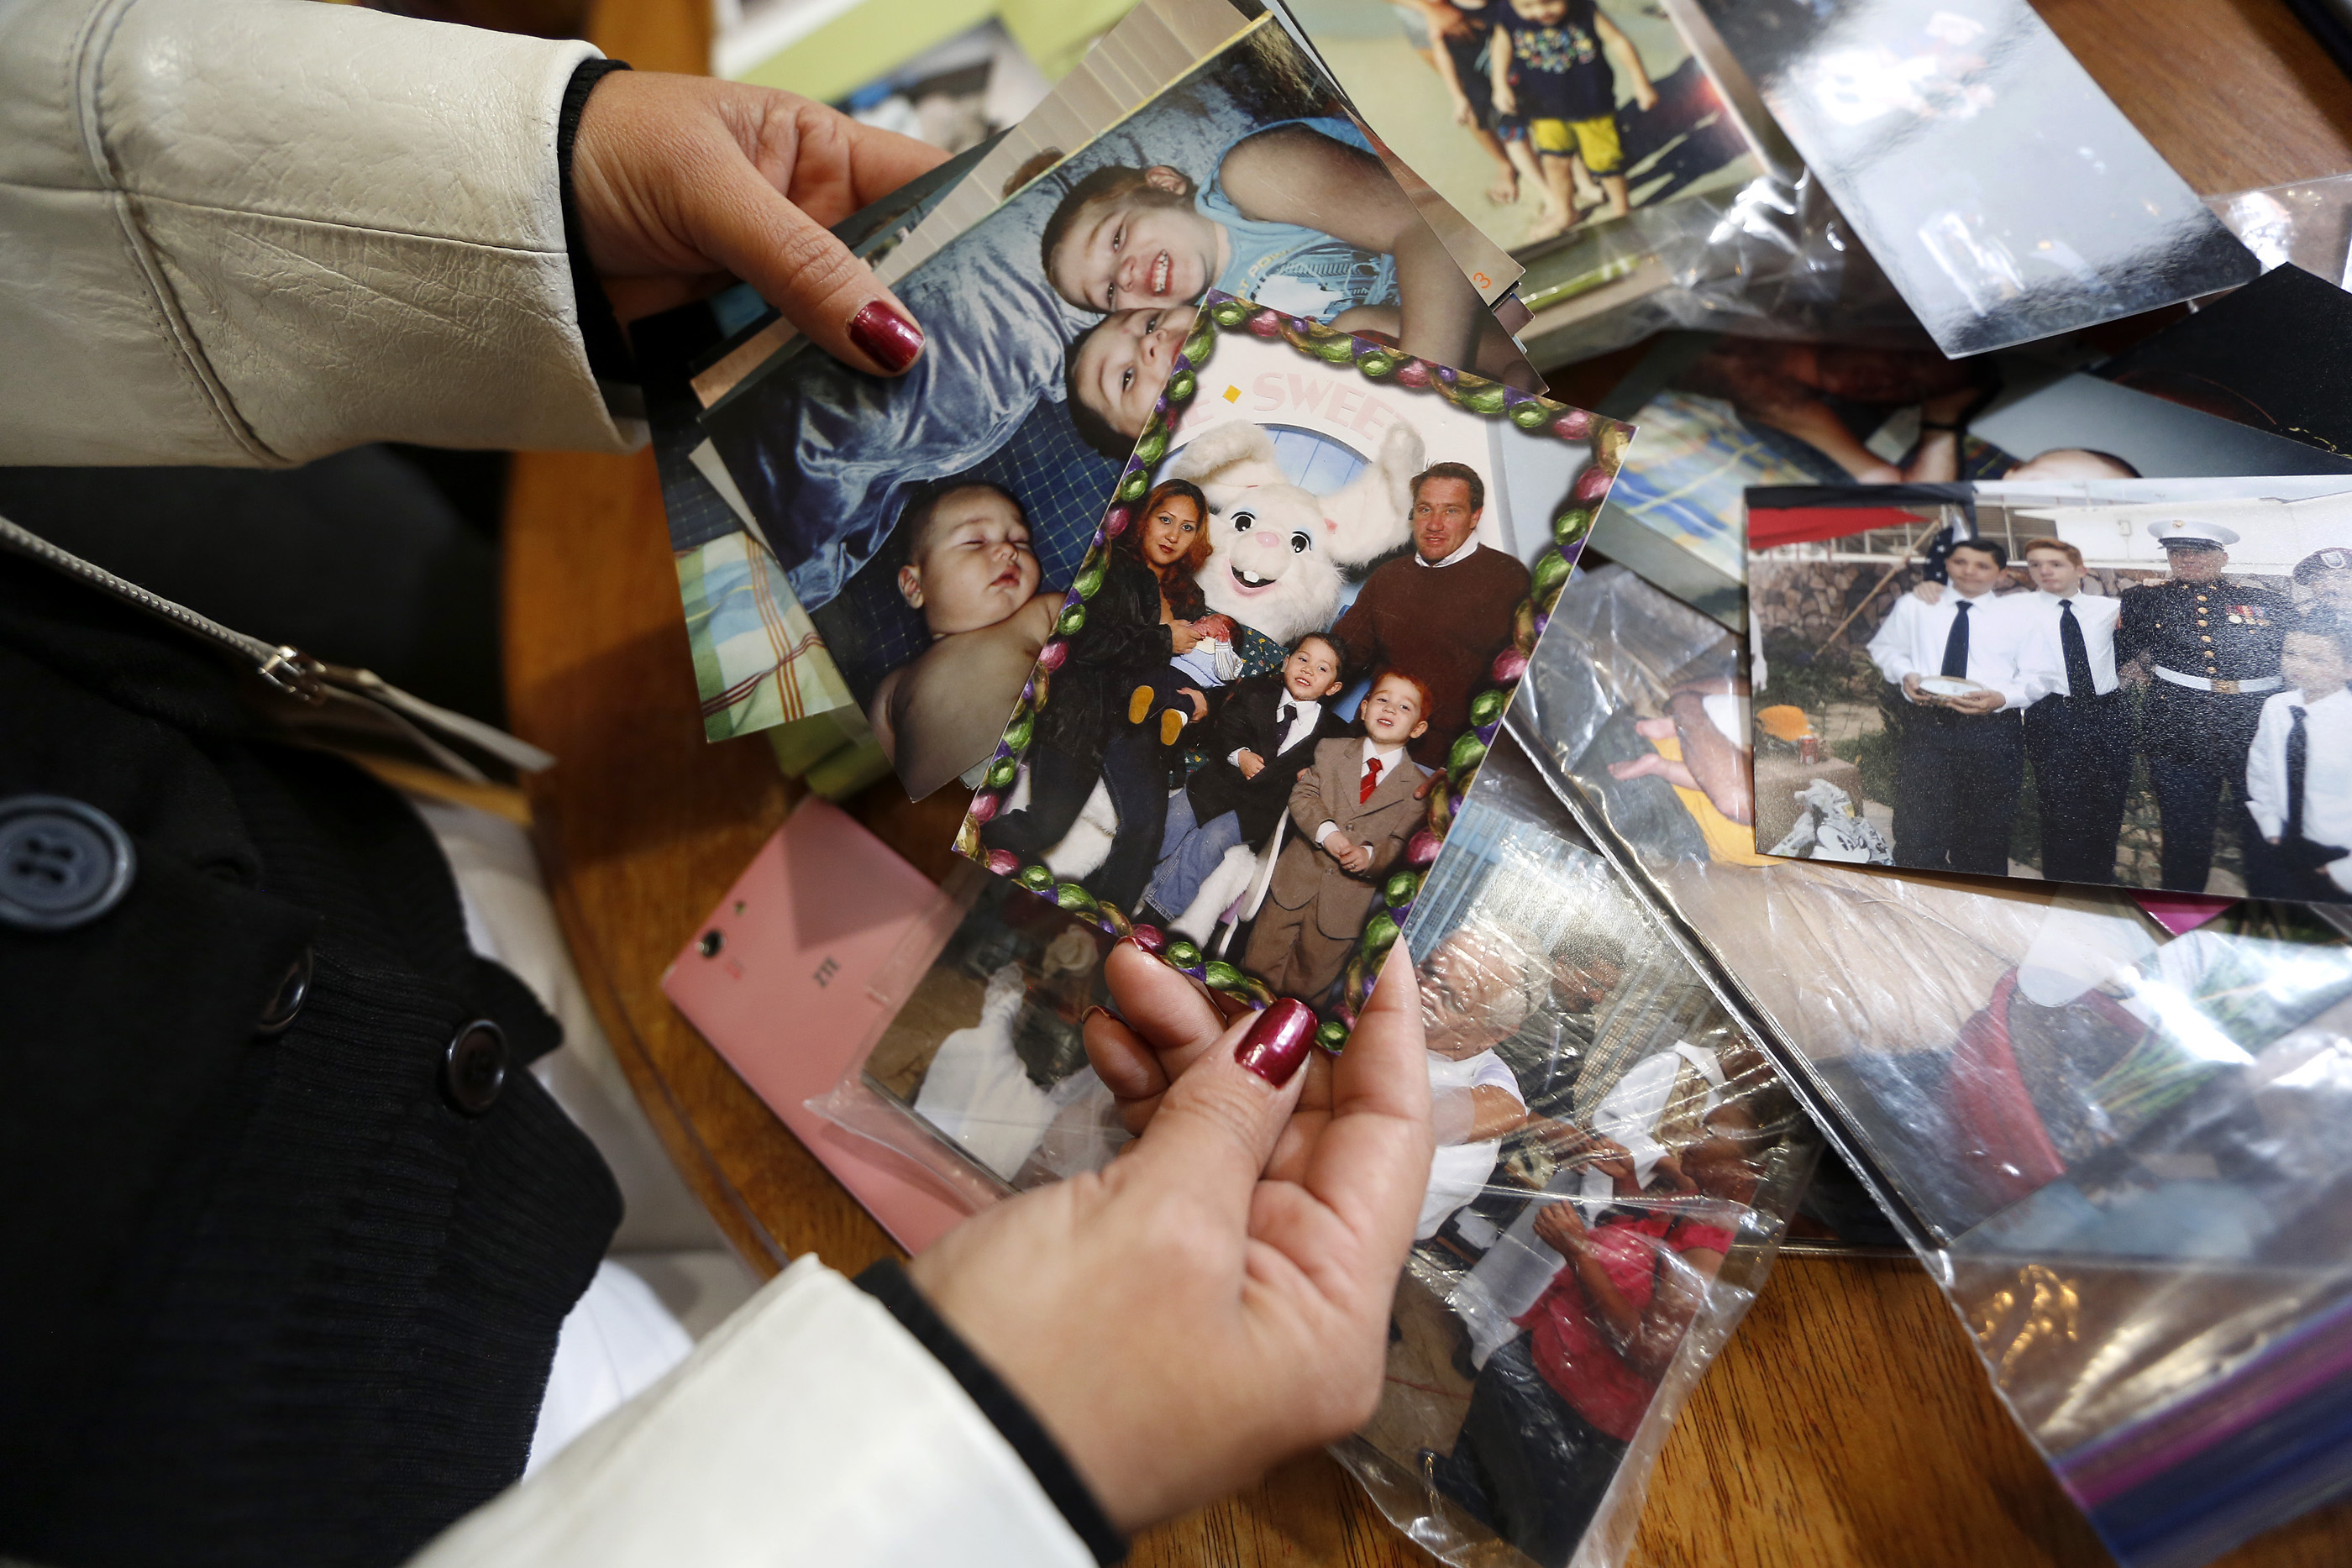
[1530,1198,1589,1257]
[906,947,1431,1533]
[570,72,945,374]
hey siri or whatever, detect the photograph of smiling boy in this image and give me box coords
[696,17,1529,790]
[1037,122,1536,387]
[1246,669,1439,998]
[1141,632,1350,926]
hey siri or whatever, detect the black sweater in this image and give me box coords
[0,549,621,1568]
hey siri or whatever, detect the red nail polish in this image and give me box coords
[1235,998,1315,1087]
[1126,924,1168,957]
[848,300,922,373]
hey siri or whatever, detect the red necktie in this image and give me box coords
[1360,757,1382,804]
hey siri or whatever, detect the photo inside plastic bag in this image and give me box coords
[1336,741,1814,1568]
[1509,561,2352,1568]
[857,873,1131,1192]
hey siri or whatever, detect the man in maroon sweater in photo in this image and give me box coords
[1333,462,1530,766]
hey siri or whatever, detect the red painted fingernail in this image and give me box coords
[1235,998,1315,1087]
[1126,924,1168,957]
[848,299,922,373]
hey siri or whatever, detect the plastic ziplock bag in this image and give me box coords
[1520,166,1929,369]
[2202,174,2352,291]
[807,866,1132,1212]
[1333,739,1816,1568]
[811,749,1819,1568]
[1499,561,2352,1568]
[1520,165,2352,373]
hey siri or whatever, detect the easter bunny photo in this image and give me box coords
[958,295,1633,1030]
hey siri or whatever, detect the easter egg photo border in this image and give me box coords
[953,290,1635,1047]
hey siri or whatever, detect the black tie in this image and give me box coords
[2059,600,2095,698]
[1940,600,1971,679]
[1276,702,1296,736]
[2288,705,2311,842]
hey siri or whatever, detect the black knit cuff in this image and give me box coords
[853,1259,1126,1565]
[555,57,637,388]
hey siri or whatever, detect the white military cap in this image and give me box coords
[2147,519,2241,548]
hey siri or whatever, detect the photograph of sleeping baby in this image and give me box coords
[684,14,1541,781]
[956,309,1630,1011]
[1347,762,1809,1568]
[1746,479,2352,903]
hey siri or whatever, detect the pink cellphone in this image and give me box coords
[662,798,972,1252]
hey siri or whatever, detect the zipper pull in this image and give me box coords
[2,511,554,781]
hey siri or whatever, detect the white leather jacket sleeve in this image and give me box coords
[407,1256,1098,1568]
[0,0,635,466]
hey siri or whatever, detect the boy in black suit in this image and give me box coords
[1140,632,1347,928]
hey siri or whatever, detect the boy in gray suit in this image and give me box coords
[1246,669,1435,999]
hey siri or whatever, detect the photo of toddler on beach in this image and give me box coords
[1284,0,1760,255]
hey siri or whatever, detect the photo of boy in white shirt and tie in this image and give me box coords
[2246,612,2352,902]
[2013,537,2132,884]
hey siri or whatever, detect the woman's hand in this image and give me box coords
[1181,686,1210,721]
[907,945,1432,1534]
[570,71,946,374]
[1530,1198,1589,1257]
[1169,619,1205,653]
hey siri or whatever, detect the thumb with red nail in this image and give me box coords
[570,71,940,375]
[906,946,1434,1534]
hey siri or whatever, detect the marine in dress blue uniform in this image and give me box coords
[2116,520,2291,893]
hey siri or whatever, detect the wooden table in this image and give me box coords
[509,0,2352,1560]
